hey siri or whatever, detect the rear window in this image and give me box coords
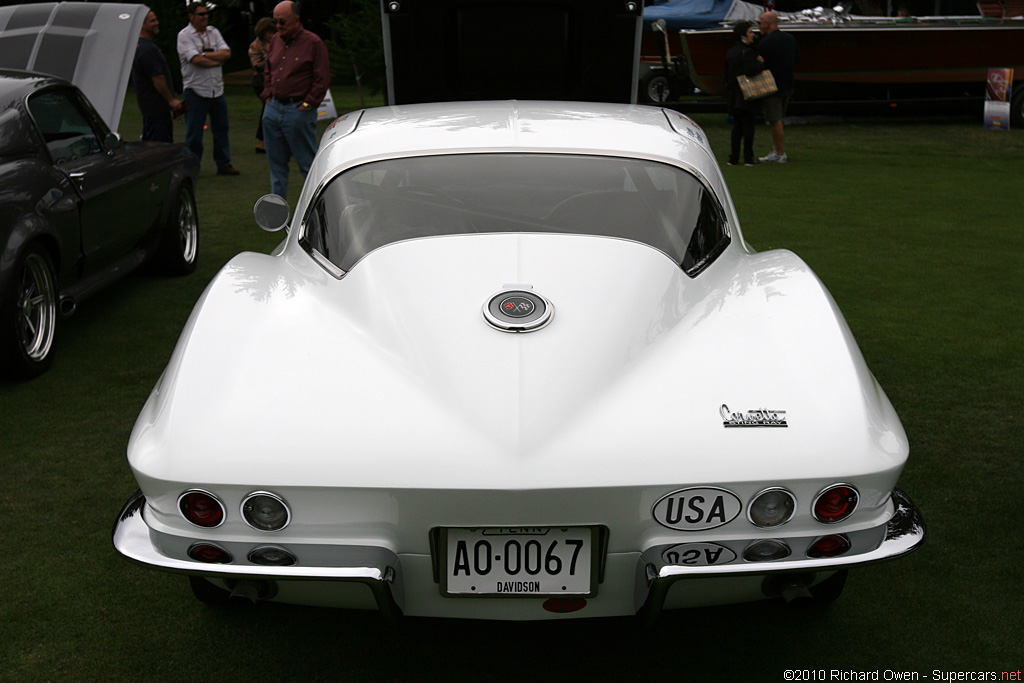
[301,153,729,276]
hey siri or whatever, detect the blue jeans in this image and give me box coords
[142,112,173,143]
[262,98,317,197]
[183,89,231,169]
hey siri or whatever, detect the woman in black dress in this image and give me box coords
[725,21,765,166]
[249,17,275,153]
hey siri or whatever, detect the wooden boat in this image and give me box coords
[640,0,1024,122]
[676,12,1024,123]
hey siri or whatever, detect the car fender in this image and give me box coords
[155,145,200,227]
[0,159,80,295]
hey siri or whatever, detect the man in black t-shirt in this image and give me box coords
[132,11,184,143]
[757,12,799,163]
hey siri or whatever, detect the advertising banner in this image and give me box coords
[984,68,1014,130]
[317,89,338,122]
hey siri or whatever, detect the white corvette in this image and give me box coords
[113,101,924,620]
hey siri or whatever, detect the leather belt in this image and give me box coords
[274,95,305,104]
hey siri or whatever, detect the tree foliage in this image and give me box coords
[326,0,386,97]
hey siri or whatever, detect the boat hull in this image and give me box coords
[680,21,1024,105]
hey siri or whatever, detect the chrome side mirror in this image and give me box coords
[653,18,667,33]
[254,194,290,232]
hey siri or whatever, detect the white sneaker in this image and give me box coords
[759,150,783,163]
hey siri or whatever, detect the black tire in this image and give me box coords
[1010,87,1024,129]
[157,183,199,275]
[809,569,848,603]
[640,70,677,104]
[1,244,58,379]
[189,576,231,605]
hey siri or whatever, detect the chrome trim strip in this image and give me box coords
[306,247,345,279]
[112,492,403,618]
[638,488,924,619]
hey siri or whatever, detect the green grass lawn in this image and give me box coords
[2,87,1022,681]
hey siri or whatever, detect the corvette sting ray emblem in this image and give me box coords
[721,404,788,428]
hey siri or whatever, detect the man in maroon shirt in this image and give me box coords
[261,1,330,197]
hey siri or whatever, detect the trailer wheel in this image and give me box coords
[640,70,677,103]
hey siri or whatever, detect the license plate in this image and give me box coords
[441,526,596,597]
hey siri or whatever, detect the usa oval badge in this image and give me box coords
[652,487,742,531]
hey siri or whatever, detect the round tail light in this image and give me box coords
[179,490,225,528]
[807,534,852,558]
[241,492,290,531]
[188,543,232,564]
[813,485,859,523]
[747,488,796,528]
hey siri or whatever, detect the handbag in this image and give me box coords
[737,69,778,100]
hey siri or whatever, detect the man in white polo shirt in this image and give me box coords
[177,1,239,175]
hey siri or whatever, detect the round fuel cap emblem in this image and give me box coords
[499,296,535,318]
[483,289,553,332]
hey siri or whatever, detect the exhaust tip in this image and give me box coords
[762,573,815,605]
[780,583,813,605]
[59,296,76,317]
[226,579,277,606]
[228,581,260,606]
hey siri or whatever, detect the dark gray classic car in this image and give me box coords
[0,3,199,379]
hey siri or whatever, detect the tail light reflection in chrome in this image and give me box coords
[807,534,852,558]
[178,490,226,528]
[241,491,291,531]
[188,543,232,564]
[248,546,296,566]
[813,484,859,523]
[743,539,791,562]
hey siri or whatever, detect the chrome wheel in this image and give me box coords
[157,184,199,275]
[17,251,57,363]
[178,187,198,266]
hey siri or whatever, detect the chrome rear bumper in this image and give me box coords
[113,488,924,620]
[637,488,926,618]
[112,491,404,619]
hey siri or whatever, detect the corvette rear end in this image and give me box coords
[113,101,924,620]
